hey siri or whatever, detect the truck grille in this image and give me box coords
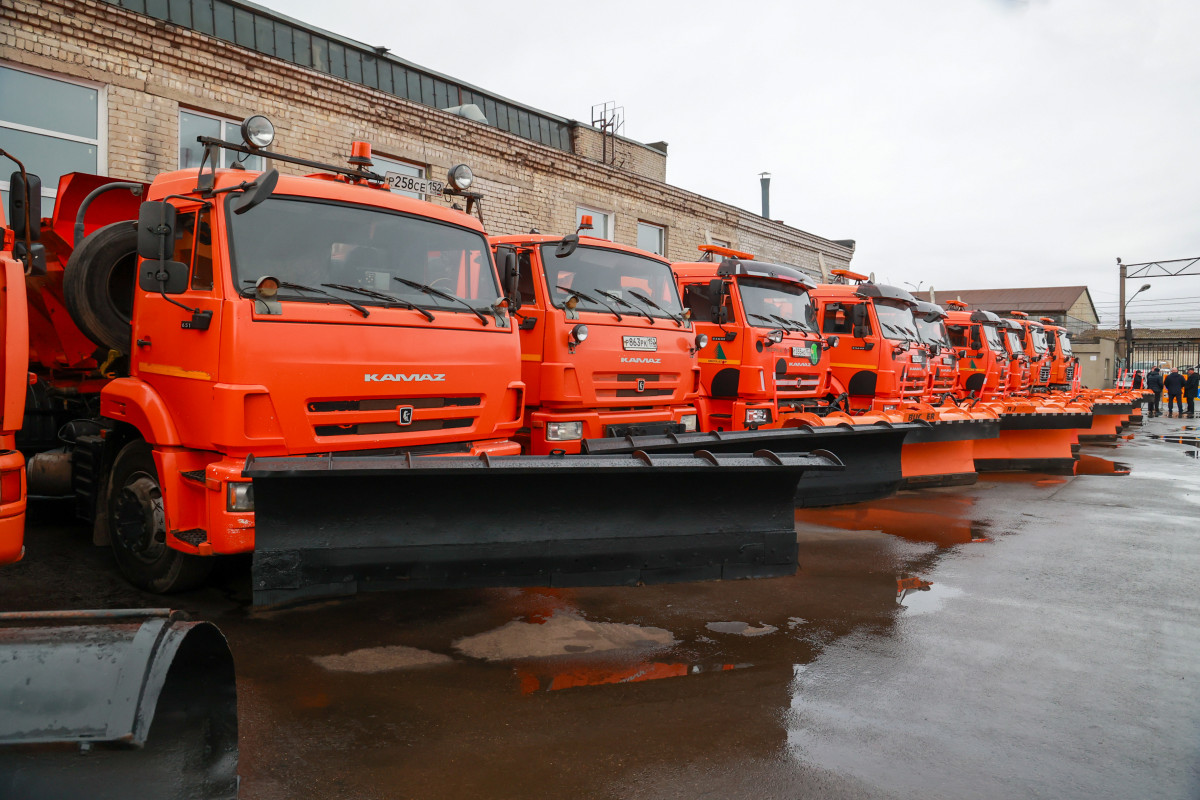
[1039,364,1051,382]
[307,395,481,438]
[594,372,681,400]
[777,373,822,396]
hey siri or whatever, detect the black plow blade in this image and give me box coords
[0,609,238,800]
[245,450,841,604]
[583,422,918,507]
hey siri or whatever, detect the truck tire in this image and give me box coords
[108,440,212,593]
[63,220,139,354]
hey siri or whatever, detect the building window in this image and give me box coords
[179,110,265,171]
[0,64,103,218]
[637,221,666,256]
[576,206,612,240]
[370,154,427,200]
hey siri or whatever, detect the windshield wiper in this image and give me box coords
[595,289,656,323]
[748,312,785,330]
[244,280,369,317]
[392,277,488,326]
[770,314,808,332]
[321,283,435,321]
[556,286,624,321]
[629,290,684,326]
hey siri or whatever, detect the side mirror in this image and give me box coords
[231,168,279,215]
[716,305,729,325]
[8,171,41,240]
[138,258,189,294]
[497,246,521,311]
[137,201,178,260]
[849,304,868,326]
[969,329,983,350]
[929,343,941,356]
[804,303,818,329]
[852,324,870,339]
[706,278,725,305]
[555,234,579,259]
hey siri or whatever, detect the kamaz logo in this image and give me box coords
[620,357,661,364]
[364,373,446,382]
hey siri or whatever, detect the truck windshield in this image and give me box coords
[914,317,951,348]
[228,196,501,310]
[873,300,920,342]
[737,277,814,331]
[1059,333,1073,356]
[1005,330,1022,354]
[1030,326,1048,354]
[542,245,683,320]
[982,323,1005,351]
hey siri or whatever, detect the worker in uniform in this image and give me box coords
[1164,367,1185,417]
[1186,367,1199,419]
[1146,367,1163,417]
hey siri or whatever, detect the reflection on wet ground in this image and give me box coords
[1075,453,1132,475]
[3,434,1199,799]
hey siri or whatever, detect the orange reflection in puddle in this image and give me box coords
[797,494,985,547]
[516,661,750,694]
[1075,454,1131,476]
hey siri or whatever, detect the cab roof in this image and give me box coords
[488,233,669,265]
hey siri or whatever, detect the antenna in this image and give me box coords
[590,102,624,165]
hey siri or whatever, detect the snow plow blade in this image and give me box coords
[581,423,916,507]
[0,609,237,800]
[973,411,1091,473]
[1080,401,1134,441]
[245,450,840,604]
[898,417,1000,489]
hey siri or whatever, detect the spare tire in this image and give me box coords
[63,220,139,354]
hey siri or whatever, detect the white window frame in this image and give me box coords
[369,153,428,200]
[0,61,107,218]
[576,205,613,240]
[179,108,265,171]
[637,221,666,256]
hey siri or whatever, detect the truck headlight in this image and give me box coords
[695,334,709,349]
[448,164,474,191]
[227,482,255,512]
[546,421,583,441]
[240,115,275,149]
[681,414,698,432]
[745,408,771,425]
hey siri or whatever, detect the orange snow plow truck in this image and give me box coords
[0,127,833,604]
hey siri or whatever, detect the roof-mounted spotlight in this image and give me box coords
[447,164,474,192]
[240,115,275,149]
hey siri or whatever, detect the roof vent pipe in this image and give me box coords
[759,172,771,219]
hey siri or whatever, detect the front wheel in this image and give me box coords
[108,440,213,593]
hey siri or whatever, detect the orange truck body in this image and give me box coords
[488,234,700,454]
[1040,318,1081,392]
[672,252,834,431]
[943,303,1014,401]
[1006,313,1052,394]
[1,225,28,563]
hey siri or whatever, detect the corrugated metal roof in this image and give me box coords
[913,287,1096,320]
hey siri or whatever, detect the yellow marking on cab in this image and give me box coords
[699,358,741,365]
[139,362,212,381]
[830,362,874,369]
[521,354,543,362]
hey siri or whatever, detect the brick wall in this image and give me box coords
[3,0,853,274]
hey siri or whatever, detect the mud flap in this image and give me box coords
[245,450,841,604]
[974,412,1091,473]
[0,609,237,800]
[582,423,916,507]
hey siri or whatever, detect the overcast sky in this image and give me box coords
[258,0,1200,327]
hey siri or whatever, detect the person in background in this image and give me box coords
[1164,367,1185,417]
[1132,370,1143,390]
[1186,367,1199,419]
[1146,367,1163,417]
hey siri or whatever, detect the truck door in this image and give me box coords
[129,203,224,448]
[515,249,545,403]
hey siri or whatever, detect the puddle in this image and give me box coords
[1034,477,1068,487]
[1075,454,1131,476]
[706,621,778,637]
[453,611,676,661]
[312,645,454,673]
[515,660,753,694]
[896,582,965,616]
[798,495,983,547]
[1147,434,1200,446]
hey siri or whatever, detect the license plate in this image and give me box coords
[911,352,925,364]
[623,336,657,352]
[385,172,445,197]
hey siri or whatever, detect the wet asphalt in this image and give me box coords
[3,415,1199,799]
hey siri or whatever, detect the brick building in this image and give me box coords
[912,286,1100,335]
[1,0,854,275]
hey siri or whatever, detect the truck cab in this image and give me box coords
[1006,312,1051,393]
[1040,318,1080,392]
[943,301,1012,401]
[490,230,701,454]
[912,300,958,400]
[809,271,928,414]
[673,248,832,431]
[1,200,28,563]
